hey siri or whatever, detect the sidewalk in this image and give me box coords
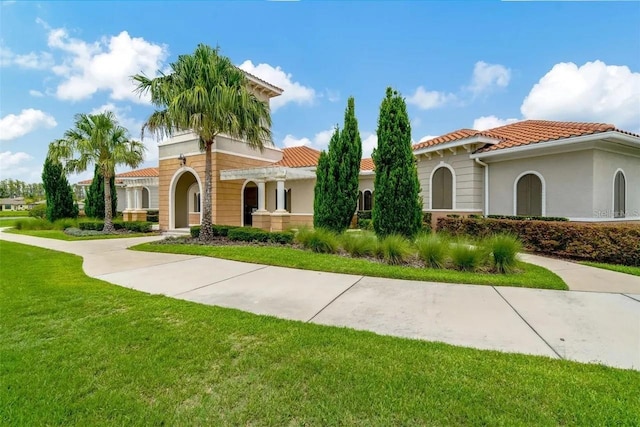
[1,229,638,371]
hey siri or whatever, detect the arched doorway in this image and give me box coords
[243,181,258,226]
[173,171,199,228]
[516,173,543,216]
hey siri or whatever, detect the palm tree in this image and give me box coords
[48,112,146,233]
[132,44,273,241]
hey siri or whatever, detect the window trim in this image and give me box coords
[429,162,456,210]
[513,170,546,216]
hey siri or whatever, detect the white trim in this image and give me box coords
[471,131,640,160]
[474,158,489,215]
[612,168,627,219]
[429,162,456,210]
[168,167,202,230]
[567,217,640,222]
[513,171,546,216]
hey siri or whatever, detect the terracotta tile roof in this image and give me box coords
[278,146,375,171]
[117,167,159,178]
[77,167,159,185]
[412,120,639,153]
[277,146,321,168]
[360,158,375,171]
[413,129,478,150]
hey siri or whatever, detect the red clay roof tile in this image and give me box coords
[412,120,639,153]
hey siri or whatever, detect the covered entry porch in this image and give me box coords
[221,166,315,231]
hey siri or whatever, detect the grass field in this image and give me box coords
[580,261,640,277]
[0,210,29,217]
[1,240,638,425]
[133,242,568,290]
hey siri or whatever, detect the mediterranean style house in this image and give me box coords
[82,71,640,230]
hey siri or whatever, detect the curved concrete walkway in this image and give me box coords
[1,230,638,371]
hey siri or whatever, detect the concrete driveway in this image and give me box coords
[1,230,638,371]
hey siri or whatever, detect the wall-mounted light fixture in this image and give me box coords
[178,153,186,166]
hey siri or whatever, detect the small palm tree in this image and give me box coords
[132,43,272,241]
[48,112,146,233]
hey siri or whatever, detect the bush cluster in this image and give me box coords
[28,204,47,219]
[293,228,520,272]
[190,225,241,239]
[437,217,639,266]
[79,220,152,233]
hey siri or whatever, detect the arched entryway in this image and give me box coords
[243,181,258,226]
[172,170,200,229]
[142,187,150,209]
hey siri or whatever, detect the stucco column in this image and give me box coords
[126,186,133,211]
[276,179,286,212]
[135,186,143,210]
[257,180,266,212]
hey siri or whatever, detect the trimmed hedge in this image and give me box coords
[228,227,294,245]
[487,214,569,222]
[189,225,293,244]
[437,217,640,266]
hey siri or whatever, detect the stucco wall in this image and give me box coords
[264,179,315,214]
[592,149,640,219]
[417,153,483,211]
[488,150,594,218]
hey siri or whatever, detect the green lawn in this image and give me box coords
[580,261,640,277]
[133,242,568,290]
[1,240,638,425]
[5,228,155,241]
[0,217,35,227]
[0,210,29,217]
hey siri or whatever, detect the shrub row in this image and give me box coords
[78,220,152,233]
[146,210,159,223]
[437,217,640,266]
[189,225,293,244]
[486,214,569,222]
[357,213,432,232]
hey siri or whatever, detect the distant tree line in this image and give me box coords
[0,179,45,200]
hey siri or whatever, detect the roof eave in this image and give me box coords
[413,135,500,156]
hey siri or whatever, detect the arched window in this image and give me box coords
[516,173,542,216]
[188,182,200,213]
[432,167,453,209]
[614,170,626,218]
[358,191,364,211]
[363,190,373,211]
[286,188,291,213]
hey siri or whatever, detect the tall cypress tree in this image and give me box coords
[42,157,78,222]
[372,87,422,238]
[84,165,117,219]
[313,97,363,232]
[313,133,335,229]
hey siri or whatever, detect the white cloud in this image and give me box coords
[0,109,57,141]
[0,151,33,180]
[0,45,54,69]
[282,127,334,149]
[468,61,511,96]
[521,60,640,130]
[325,89,340,103]
[90,103,158,162]
[406,86,455,110]
[29,89,44,97]
[361,133,377,157]
[472,115,519,131]
[418,134,438,142]
[47,28,168,103]
[238,60,315,111]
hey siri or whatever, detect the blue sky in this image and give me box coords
[1,0,639,183]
